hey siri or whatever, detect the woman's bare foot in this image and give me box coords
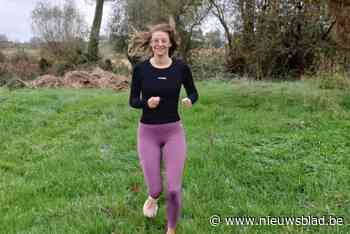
[143,196,158,218]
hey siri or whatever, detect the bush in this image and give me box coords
[62,47,88,65]
[12,60,39,80]
[112,64,130,76]
[0,50,40,83]
[189,48,227,80]
[225,54,246,75]
[39,40,88,67]
[112,35,128,53]
[318,72,350,90]
[8,50,33,64]
[0,50,6,63]
[31,0,88,64]
[0,63,11,86]
[39,57,51,73]
[53,61,74,76]
[99,59,113,71]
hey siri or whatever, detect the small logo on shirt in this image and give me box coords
[157,77,167,80]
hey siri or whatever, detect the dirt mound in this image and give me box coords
[63,71,95,88]
[30,68,129,91]
[31,75,63,88]
[90,67,129,90]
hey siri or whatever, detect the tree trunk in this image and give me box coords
[329,0,350,49]
[88,0,104,61]
[174,14,191,62]
[240,0,255,51]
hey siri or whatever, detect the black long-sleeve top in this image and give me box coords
[129,58,199,124]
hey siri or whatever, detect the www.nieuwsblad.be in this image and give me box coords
[209,215,345,226]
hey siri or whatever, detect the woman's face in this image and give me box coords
[150,31,172,57]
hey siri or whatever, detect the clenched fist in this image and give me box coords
[147,96,160,109]
[181,97,192,108]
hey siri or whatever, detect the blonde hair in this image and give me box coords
[128,20,180,60]
[148,23,179,56]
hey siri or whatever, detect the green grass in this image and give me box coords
[0,79,349,234]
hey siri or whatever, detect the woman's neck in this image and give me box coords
[151,55,172,68]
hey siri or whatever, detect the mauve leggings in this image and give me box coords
[137,120,187,229]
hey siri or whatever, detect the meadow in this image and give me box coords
[0,79,349,233]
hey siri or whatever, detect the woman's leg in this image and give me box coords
[162,125,187,229]
[137,124,163,199]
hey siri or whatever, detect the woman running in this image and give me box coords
[129,23,199,234]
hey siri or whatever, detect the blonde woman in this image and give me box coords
[129,23,198,234]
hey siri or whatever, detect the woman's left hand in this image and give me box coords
[181,97,192,108]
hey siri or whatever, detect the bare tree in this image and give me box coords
[158,0,213,61]
[208,0,236,52]
[31,0,88,59]
[86,0,117,61]
[87,0,105,61]
[107,0,128,52]
[329,0,350,49]
[204,29,224,48]
[110,0,211,63]
[239,0,255,51]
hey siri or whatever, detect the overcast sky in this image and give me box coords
[0,0,220,43]
[0,0,113,42]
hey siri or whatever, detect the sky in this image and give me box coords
[0,0,113,42]
[0,0,220,43]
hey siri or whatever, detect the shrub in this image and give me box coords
[8,50,32,64]
[0,63,11,86]
[52,61,74,76]
[318,72,350,90]
[112,64,130,76]
[99,59,113,71]
[39,57,51,73]
[0,52,40,82]
[11,60,39,80]
[0,50,6,63]
[189,48,227,80]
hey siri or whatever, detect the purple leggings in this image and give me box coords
[137,120,187,229]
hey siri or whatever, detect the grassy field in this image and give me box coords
[0,79,349,234]
[1,46,40,59]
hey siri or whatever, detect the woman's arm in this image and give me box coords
[182,64,199,105]
[129,65,148,109]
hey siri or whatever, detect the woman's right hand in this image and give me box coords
[147,96,160,109]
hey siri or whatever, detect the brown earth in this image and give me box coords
[29,67,130,91]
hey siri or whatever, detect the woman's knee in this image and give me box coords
[167,188,181,201]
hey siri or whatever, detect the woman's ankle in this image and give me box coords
[148,195,159,202]
[167,227,175,234]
